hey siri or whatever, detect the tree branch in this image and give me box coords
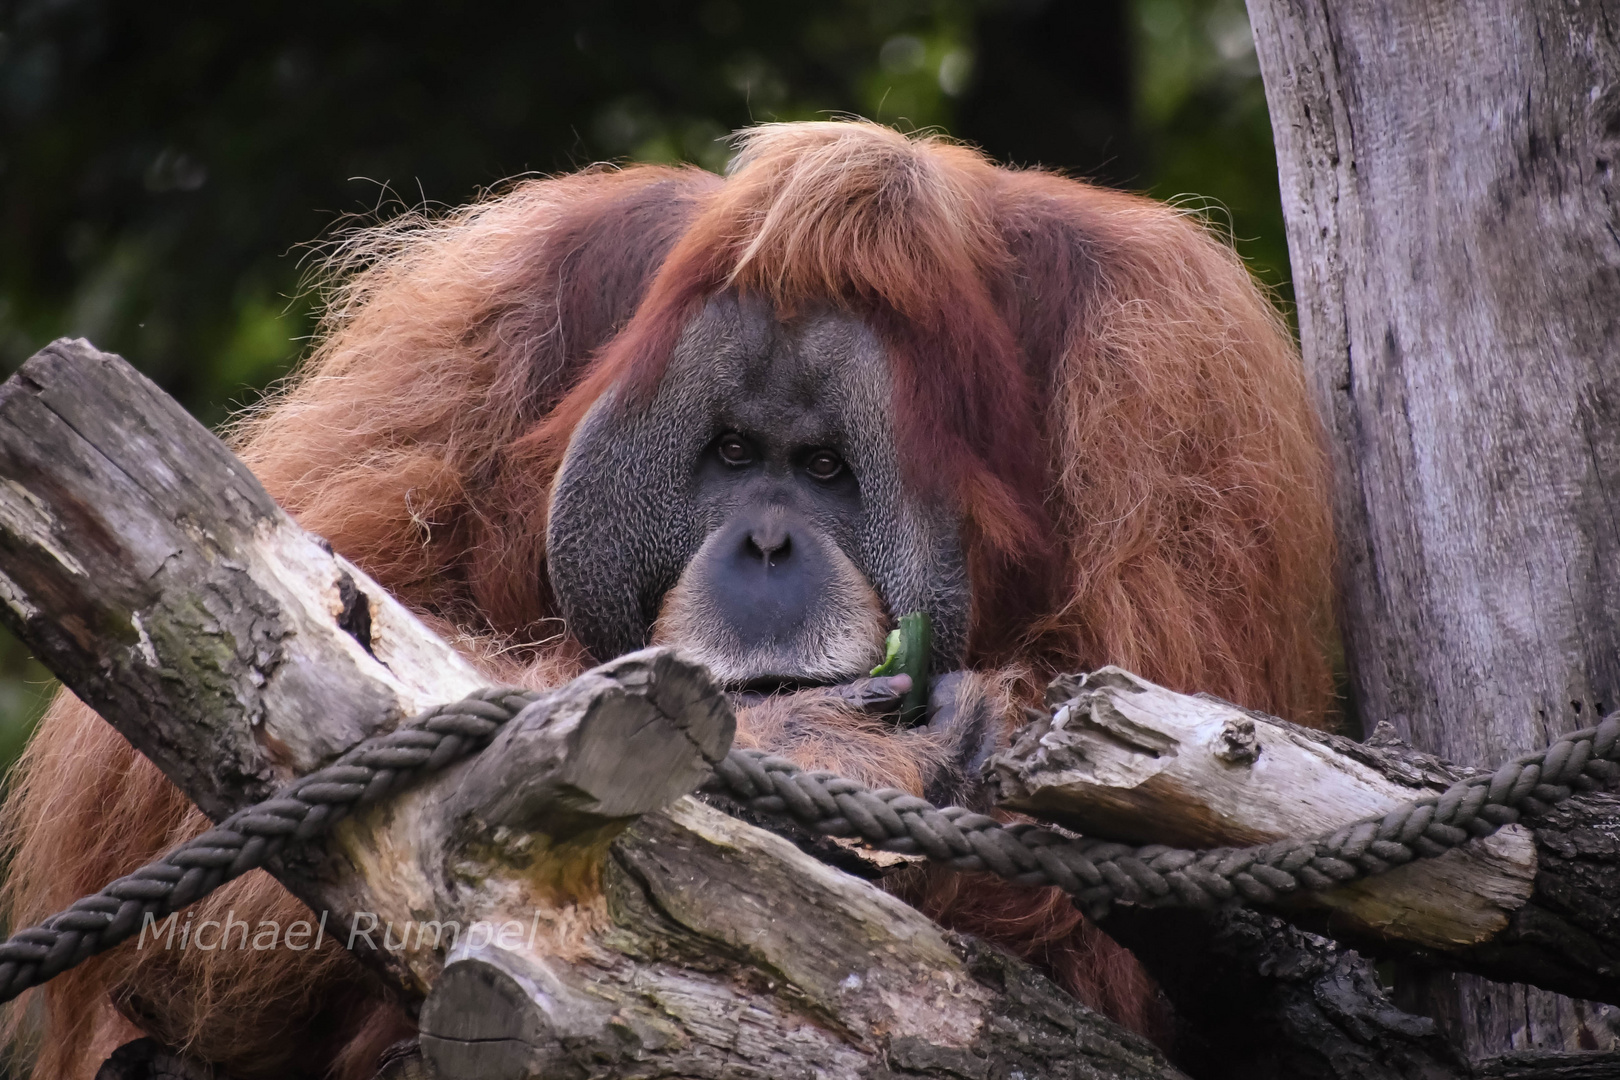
[0,339,1184,1079]
[988,668,1620,1005]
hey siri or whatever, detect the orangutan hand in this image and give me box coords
[921,670,1004,808]
[822,673,915,714]
[821,670,1005,806]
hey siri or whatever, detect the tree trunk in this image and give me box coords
[1248,0,1620,1065]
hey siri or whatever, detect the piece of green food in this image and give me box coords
[870,611,931,724]
[872,631,903,676]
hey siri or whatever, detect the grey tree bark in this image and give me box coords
[988,668,1620,1008]
[1248,0,1620,1065]
[12,340,1619,1076]
[0,340,1185,1080]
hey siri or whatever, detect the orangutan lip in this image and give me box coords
[732,676,842,702]
[733,675,831,697]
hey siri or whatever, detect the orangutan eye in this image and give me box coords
[717,433,754,466]
[805,449,844,481]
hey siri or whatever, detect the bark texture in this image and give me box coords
[1102,906,1468,1080]
[989,668,1540,955]
[1247,0,1620,1063]
[988,669,1620,1005]
[0,340,1184,1080]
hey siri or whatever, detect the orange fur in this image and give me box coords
[1,121,1333,1078]
[2,698,375,1080]
[734,693,960,796]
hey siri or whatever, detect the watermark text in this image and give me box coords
[137,909,544,953]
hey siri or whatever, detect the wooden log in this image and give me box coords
[988,667,1620,1004]
[420,799,1181,1080]
[1099,905,1469,1080]
[0,339,1185,1080]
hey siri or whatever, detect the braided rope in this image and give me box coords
[0,687,539,1003]
[4,682,1617,1005]
[706,709,1620,921]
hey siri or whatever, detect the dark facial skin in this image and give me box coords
[546,295,998,794]
[683,432,861,687]
[548,292,972,687]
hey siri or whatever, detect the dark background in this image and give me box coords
[0,0,1286,766]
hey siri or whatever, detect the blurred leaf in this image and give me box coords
[1130,0,1291,302]
[0,0,1297,781]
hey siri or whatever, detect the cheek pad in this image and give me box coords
[547,301,972,670]
[835,386,971,672]
[546,385,709,662]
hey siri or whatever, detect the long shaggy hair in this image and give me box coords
[2,121,1333,1080]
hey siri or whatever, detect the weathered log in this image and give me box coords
[94,1038,217,1080]
[988,668,1620,1006]
[0,339,1184,1079]
[1100,905,1468,1080]
[1247,0,1620,1061]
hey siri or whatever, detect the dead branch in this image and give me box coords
[990,669,1620,1005]
[0,339,1182,1079]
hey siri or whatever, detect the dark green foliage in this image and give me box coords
[0,0,988,420]
[0,0,1284,769]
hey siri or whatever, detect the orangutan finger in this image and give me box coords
[827,674,913,713]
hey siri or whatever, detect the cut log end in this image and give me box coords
[419,946,619,1080]
[451,648,734,836]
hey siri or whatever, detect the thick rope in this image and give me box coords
[1,685,1615,1005]
[710,709,1620,920]
[0,687,539,1003]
